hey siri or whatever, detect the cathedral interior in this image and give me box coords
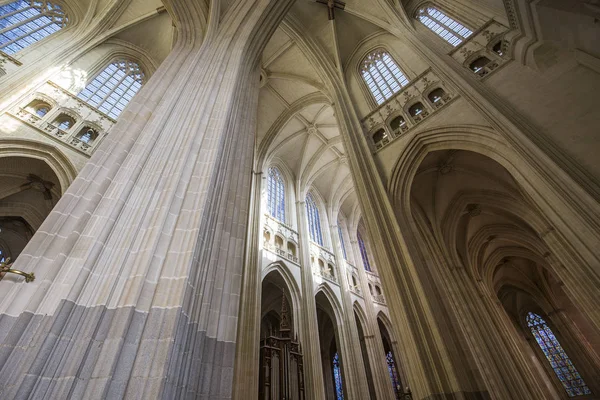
[0,0,599,399]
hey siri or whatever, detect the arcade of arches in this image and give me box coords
[0,0,598,399]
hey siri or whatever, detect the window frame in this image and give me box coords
[359,48,411,107]
[76,58,145,120]
[305,192,324,247]
[525,311,592,397]
[0,0,70,55]
[415,4,473,47]
[267,166,286,223]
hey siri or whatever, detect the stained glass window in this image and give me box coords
[333,352,344,400]
[527,312,591,397]
[338,224,347,260]
[416,6,473,47]
[357,231,372,272]
[361,50,409,105]
[267,167,285,222]
[0,1,67,55]
[386,351,402,398]
[305,193,323,246]
[0,249,5,263]
[77,60,144,119]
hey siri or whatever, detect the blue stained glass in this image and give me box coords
[386,351,402,398]
[0,1,67,54]
[357,231,372,272]
[78,60,144,119]
[333,352,344,400]
[337,224,347,260]
[267,167,285,222]
[527,312,591,397]
[305,193,323,246]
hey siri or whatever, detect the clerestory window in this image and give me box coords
[361,49,409,105]
[305,192,323,246]
[0,0,67,55]
[267,167,285,222]
[357,231,372,272]
[77,60,144,119]
[527,312,591,397]
[416,6,472,47]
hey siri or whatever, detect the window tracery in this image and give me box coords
[305,193,323,246]
[333,352,344,400]
[337,224,347,260]
[360,50,409,105]
[386,351,402,398]
[416,6,472,47]
[357,231,372,272]
[77,60,144,119]
[0,0,67,55]
[527,312,591,397]
[267,166,285,222]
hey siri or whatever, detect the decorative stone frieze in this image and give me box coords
[263,214,300,264]
[450,20,510,79]
[7,81,115,155]
[310,241,338,284]
[361,68,457,151]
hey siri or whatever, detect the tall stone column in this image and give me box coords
[347,236,396,400]
[0,1,295,399]
[328,222,374,400]
[295,199,326,400]
[232,171,264,400]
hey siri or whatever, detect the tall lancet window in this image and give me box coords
[361,50,409,105]
[527,312,591,397]
[416,6,473,47]
[357,231,372,272]
[78,60,144,119]
[386,351,402,397]
[333,352,344,400]
[267,167,285,222]
[337,224,347,260]
[305,193,323,246]
[0,1,67,54]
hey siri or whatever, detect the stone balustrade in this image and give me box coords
[8,81,116,156]
[263,215,300,264]
[450,19,510,78]
[361,68,456,151]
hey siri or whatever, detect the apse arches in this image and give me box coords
[315,286,346,400]
[0,138,76,194]
[262,261,302,332]
[388,125,600,292]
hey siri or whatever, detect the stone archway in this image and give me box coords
[0,155,63,263]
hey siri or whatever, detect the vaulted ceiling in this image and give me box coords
[256,0,395,224]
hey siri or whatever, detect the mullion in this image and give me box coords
[1,19,54,46]
[103,75,136,116]
[378,58,398,99]
[369,62,389,104]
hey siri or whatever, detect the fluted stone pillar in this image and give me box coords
[0,1,136,112]
[0,1,295,399]
[328,222,374,400]
[295,199,326,400]
[348,237,396,400]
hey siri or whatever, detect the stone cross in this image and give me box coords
[316,0,346,20]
